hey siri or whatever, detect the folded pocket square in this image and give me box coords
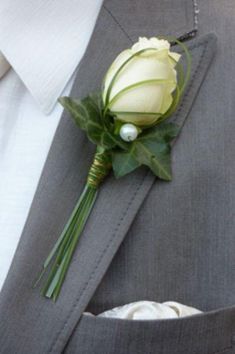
[85,301,202,320]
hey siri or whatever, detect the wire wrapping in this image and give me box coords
[87,150,112,188]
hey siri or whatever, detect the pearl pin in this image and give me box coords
[120,123,138,142]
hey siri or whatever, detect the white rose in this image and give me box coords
[103,37,181,127]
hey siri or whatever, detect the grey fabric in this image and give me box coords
[0,1,234,354]
[66,308,235,354]
[104,0,198,40]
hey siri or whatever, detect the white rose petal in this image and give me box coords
[103,37,181,127]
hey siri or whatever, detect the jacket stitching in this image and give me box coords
[210,343,233,354]
[104,0,199,44]
[172,38,209,139]
[192,0,199,31]
[103,5,133,44]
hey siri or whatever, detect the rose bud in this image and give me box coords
[103,37,181,127]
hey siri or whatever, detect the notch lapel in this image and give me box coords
[0,2,217,354]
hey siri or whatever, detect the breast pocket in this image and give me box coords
[65,306,235,354]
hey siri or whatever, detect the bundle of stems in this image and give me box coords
[34,147,111,301]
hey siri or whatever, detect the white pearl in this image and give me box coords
[120,123,138,142]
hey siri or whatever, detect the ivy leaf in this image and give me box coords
[59,95,179,180]
[133,122,180,180]
[112,122,179,180]
[59,97,87,130]
[132,140,172,181]
[59,94,116,149]
[140,122,180,143]
[112,149,141,178]
[130,123,180,181]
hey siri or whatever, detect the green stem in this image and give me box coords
[45,187,97,300]
[33,188,88,289]
[50,188,97,301]
[34,148,112,301]
[40,190,88,296]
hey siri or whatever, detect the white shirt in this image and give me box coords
[0,0,103,291]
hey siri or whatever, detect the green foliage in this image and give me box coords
[59,93,180,181]
[59,29,192,183]
[112,122,179,180]
[59,94,125,150]
[112,149,141,178]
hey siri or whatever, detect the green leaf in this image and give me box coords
[112,149,140,178]
[111,122,179,180]
[59,95,180,180]
[59,97,87,130]
[130,122,179,181]
[132,139,172,181]
[59,94,117,149]
[140,122,180,142]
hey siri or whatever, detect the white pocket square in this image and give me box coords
[85,301,202,320]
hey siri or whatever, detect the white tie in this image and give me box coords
[0,51,10,78]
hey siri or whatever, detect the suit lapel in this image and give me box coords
[0,1,217,353]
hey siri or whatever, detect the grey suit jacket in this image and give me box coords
[1,0,235,353]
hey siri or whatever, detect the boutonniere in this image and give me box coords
[34,36,191,301]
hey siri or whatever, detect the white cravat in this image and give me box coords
[0,0,103,291]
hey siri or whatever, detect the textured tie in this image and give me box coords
[0,51,10,78]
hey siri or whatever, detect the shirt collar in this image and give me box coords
[0,0,103,114]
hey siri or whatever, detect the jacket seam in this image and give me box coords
[210,343,233,354]
[103,5,133,44]
[172,38,209,136]
[192,0,199,31]
[104,0,199,44]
